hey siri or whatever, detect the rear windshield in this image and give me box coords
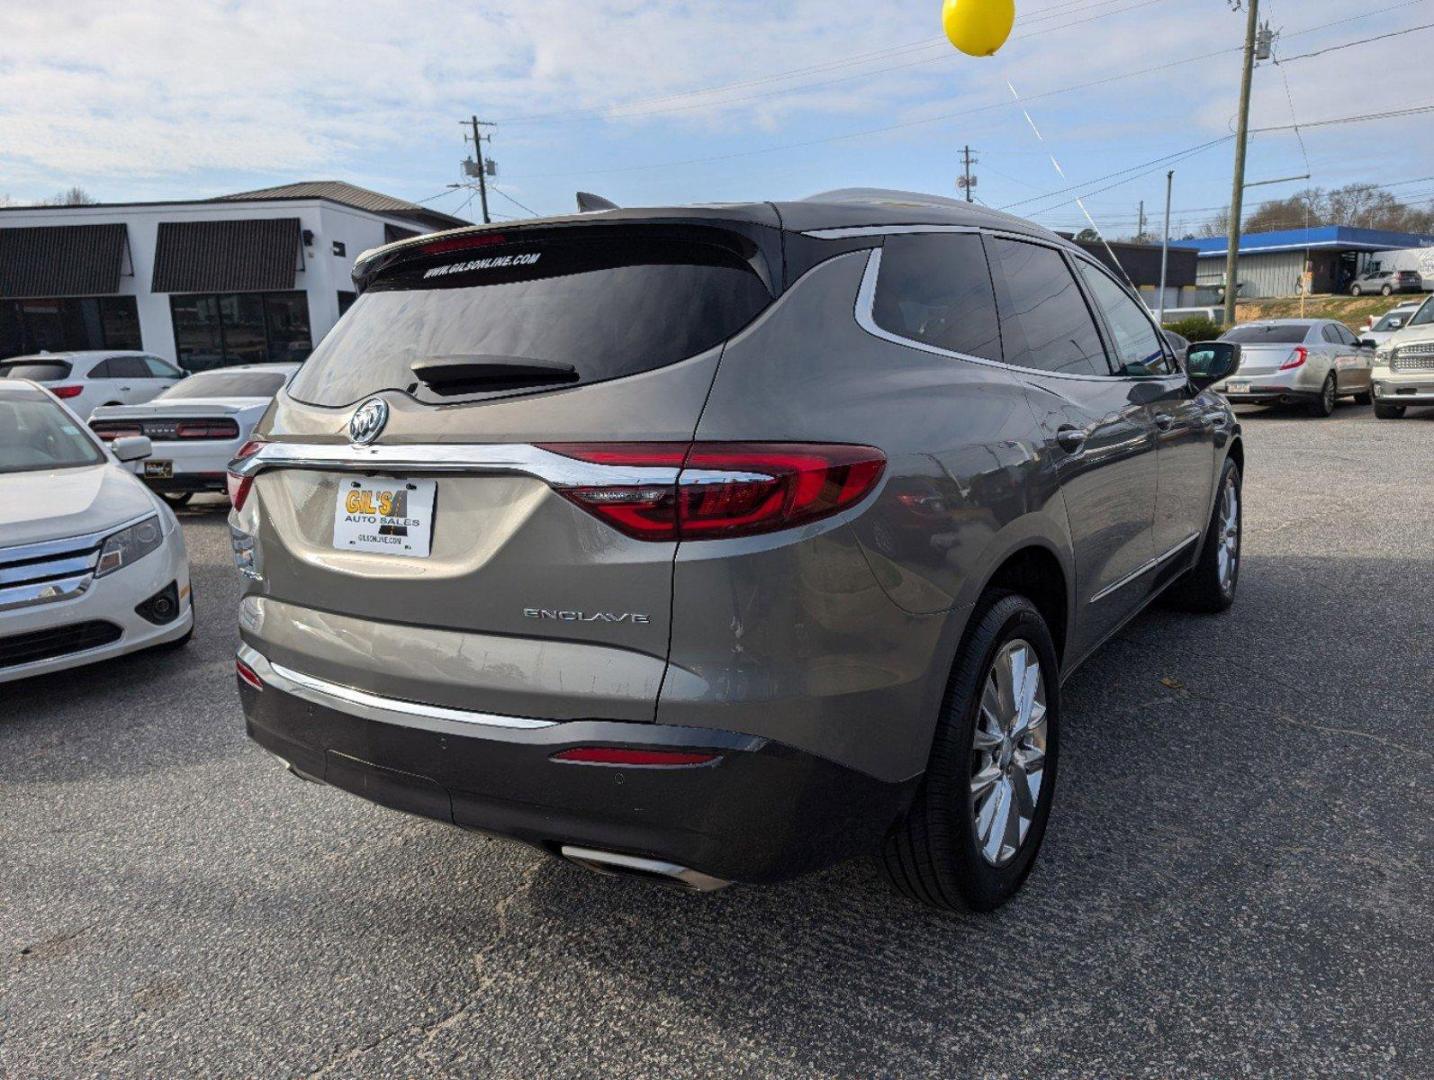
[1222,325,1310,345]
[0,360,73,381]
[0,395,103,474]
[288,231,775,407]
[159,369,290,400]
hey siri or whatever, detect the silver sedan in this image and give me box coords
[1213,319,1374,417]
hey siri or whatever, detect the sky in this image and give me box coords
[3,0,1434,240]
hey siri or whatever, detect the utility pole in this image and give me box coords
[1222,0,1260,329]
[461,115,496,224]
[1158,170,1174,325]
[958,145,978,203]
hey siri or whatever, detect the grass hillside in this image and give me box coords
[1235,293,1428,332]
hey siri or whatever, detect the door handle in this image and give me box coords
[1153,412,1175,431]
[1055,426,1088,454]
[120,386,132,392]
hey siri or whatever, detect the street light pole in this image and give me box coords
[1158,169,1174,325]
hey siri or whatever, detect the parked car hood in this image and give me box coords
[1387,323,1434,349]
[0,463,161,549]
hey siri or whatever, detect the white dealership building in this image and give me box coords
[0,182,466,370]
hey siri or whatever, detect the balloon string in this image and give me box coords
[1004,78,1141,294]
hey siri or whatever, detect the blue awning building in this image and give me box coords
[1182,226,1434,298]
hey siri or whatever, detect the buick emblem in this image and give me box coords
[348,398,389,446]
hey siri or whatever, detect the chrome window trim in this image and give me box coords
[237,644,558,733]
[804,225,983,240]
[1088,531,1201,605]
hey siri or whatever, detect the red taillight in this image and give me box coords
[419,232,510,255]
[236,658,263,692]
[1280,347,1308,371]
[177,419,241,440]
[226,439,265,509]
[51,385,83,399]
[551,747,719,767]
[539,442,886,542]
[91,423,142,441]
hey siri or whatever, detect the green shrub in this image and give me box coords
[1163,316,1223,343]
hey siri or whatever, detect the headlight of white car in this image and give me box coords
[96,515,164,577]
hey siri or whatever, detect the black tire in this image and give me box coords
[1167,458,1241,614]
[1354,390,1373,406]
[159,491,193,508]
[1381,285,1393,296]
[881,592,1060,913]
[1307,373,1337,417]
[1374,403,1406,419]
[1350,285,1363,296]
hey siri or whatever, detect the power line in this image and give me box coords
[1275,18,1434,61]
[499,2,1430,182]
[495,0,1159,125]
[489,185,542,217]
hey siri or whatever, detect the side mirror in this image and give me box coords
[1360,338,1378,349]
[1388,318,1404,330]
[111,435,153,463]
[1186,342,1242,392]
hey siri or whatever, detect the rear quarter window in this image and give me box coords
[288,230,776,408]
[872,233,1001,360]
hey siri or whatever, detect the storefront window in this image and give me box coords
[168,291,312,370]
[0,296,141,359]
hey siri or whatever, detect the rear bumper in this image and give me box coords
[237,645,915,885]
[1220,387,1320,405]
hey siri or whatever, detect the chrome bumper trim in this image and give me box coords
[237,644,557,732]
[1089,531,1201,605]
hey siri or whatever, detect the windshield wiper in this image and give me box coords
[410,355,579,396]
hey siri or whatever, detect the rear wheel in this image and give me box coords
[881,592,1059,912]
[1381,285,1394,296]
[1308,374,1337,417]
[1167,458,1241,613]
[1374,403,1407,419]
[159,491,193,508]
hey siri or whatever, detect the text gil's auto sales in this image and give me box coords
[0,182,465,370]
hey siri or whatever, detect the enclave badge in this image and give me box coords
[349,398,389,446]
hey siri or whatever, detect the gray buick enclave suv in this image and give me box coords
[229,189,1244,911]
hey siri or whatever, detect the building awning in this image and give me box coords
[0,223,129,298]
[151,218,302,293]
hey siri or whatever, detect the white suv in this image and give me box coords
[1372,295,1434,418]
[0,351,184,420]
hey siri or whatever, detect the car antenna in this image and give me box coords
[576,192,619,213]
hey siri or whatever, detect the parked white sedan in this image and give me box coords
[0,351,185,420]
[88,363,300,507]
[0,381,193,684]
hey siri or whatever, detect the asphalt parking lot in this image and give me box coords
[3,402,1431,1079]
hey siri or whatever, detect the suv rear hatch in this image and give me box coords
[234,215,783,722]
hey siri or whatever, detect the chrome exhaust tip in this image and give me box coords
[560,845,731,892]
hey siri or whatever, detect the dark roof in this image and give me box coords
[0,223,129,297]
[359,187,1066,264]
[151,218,301,293]
[216,181,467,231]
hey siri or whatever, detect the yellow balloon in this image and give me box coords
[942,0,1016,58]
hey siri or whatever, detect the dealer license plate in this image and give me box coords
[144,460,173,479]
[333,477,436,557]
[1225,381,1250,395]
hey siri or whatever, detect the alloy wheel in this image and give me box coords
[1217,477,1240,593]
[970,640,1048,867]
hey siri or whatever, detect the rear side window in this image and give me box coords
[872,233,1001,360]
[0,360,73,381]
[1222,325,1310,344]
[986,238,1108,377]
[288,231,775,407]
[106,356,150,379]
[144,356,183,378]
[1076,262,1175,376]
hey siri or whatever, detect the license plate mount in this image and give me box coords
[333,477,437,557]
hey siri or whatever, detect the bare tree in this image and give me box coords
[41,186,100,206]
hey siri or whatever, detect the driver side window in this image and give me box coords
[1075,262,1176,376]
